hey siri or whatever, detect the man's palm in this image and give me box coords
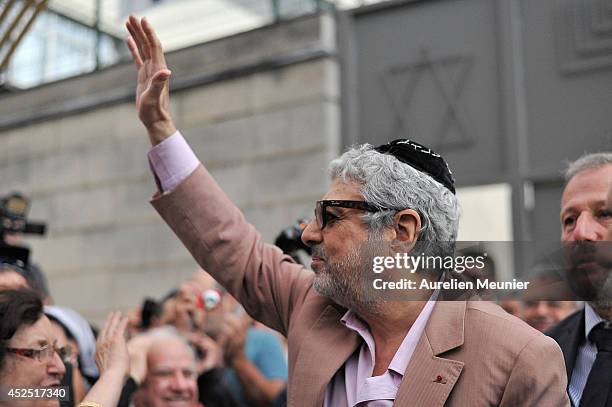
[126,15,176,143]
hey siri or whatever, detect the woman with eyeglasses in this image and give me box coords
[46,306,101,407]
[0,289,130,407]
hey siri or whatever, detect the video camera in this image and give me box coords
[0,192,46,242]
[274,218,312,265]
[0,192,47,270]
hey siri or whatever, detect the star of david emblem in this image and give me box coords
[381,48,475,151]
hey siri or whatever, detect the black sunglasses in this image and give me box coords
[314,200,389,229]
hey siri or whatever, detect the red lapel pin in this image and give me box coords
[434,374,447,384]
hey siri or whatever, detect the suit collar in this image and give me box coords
[394,301,466,406]
[425,300,466,355]
[289,305,360,406]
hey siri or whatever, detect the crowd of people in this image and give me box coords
[0,15,610,407]
[0,252,289,407]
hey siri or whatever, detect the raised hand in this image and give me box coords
[189,332,223,374]
[219,314,251,365]
[79,312,129,407]
[95,311,130,378]
[125,15,176,145]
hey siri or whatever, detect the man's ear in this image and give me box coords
[394,209,421,243]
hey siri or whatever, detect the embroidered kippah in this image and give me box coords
[374,139,456,194]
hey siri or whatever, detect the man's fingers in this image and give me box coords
[115,316,129,341]
[99,311,115,344]
[127,15,151,61]
[106,311,121,341]
[141,17,165,65]
[126,36,143,68]
[126,19,146,62]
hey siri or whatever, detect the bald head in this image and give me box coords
[135,328,199,407]
[146,335,196,370]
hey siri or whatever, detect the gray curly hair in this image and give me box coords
[328,144,460,254]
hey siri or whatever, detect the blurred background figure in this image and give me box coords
[45,305,100,406]
[0,262,29,290]
[523,300,578,333]
[274,219,312,266]
[0,245,31,290]
[0,290,129,407]
[0,193,52,302]
[219,300,288,407]
[130,327,202,407]
[520,265,578,332]
[126,326,237,407]
[23,263,53,305]
[548,152,612,407]
[188,270,288,407]
[498,299,522,317]
[458,247,496,299]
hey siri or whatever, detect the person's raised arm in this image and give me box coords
[79,312,130,407]
[124,16,312,336]
[125,15,176,146]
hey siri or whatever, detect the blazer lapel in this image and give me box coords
[289,305,360,407]
[394,301,466,407]
[555,310,584,382]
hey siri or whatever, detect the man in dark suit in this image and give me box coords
[548,152,612,407]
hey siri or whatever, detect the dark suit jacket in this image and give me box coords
[547,309,586,407]
[547,310,585,385]
[152,165,570,407]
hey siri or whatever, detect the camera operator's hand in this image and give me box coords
[125,16,176,146]
[190,332,222,374]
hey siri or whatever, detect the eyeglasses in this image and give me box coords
[314,200,389,229]
[4,344,72,363]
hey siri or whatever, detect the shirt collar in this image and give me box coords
[340,289,440,377]
[584,302,606,341]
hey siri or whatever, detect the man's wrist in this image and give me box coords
[146,121,177,145]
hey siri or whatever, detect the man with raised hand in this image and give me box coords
[548,153,612,407]
[126,16,569,406]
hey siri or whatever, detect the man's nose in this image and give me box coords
[534,302,549,316]
[169,372,192,391]
[301,218,322,247]
[572,213,601,241]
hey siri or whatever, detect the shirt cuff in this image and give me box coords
[147,130,200,193]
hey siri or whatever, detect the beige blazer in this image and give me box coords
[152,166,569,407]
